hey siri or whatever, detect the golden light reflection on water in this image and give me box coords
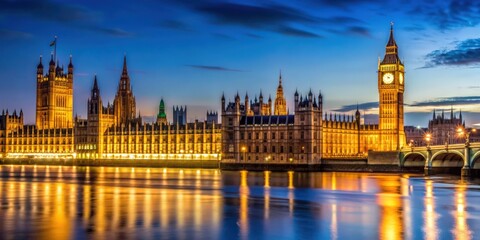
[0,166,226,239]
[453,183,471,240]
[424,180,438,240]
[1,166,479,239]
[239,170,249,240]
[377,176,403,240]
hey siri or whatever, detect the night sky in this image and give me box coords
[1,0,480,127]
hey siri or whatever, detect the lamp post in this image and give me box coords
[241,146,246,169]
[457,127,476,146]
[457,126,477,177]
[241,146,246,161]
[425,133,432,149]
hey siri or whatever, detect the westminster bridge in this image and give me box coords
[400,142,480,176]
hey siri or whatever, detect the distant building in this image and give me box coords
[404,126,428,146]
[173,106,187,125]
[206,111,218,124]
[428,108,464,145]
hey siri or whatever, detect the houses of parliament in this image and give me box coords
[0,26,406,164]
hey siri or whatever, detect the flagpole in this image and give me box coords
[54,36,57,65]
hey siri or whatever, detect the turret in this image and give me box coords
[259,90,264,104]
[308,89,313,104]
[37,55,43,74]
[68,55,73,80]
[294,89,299,110]
[221,93,225,112]
[48,53,55,75]
[355,104,361,125]
[235,92,241,112]
[318,91,323,110]
[37,55,43,82]
[244,92,249,115]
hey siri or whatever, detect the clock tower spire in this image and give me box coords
[378,23,406,151]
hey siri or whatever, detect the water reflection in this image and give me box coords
[1,166,480,239]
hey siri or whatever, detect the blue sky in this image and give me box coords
[1,0,480,127]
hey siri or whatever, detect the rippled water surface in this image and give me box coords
[1,165,480,239]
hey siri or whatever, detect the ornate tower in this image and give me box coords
[274,71,287,115]
[113,56,137,126]
[156,98,167,125]
[35,54,74,129]
[87,76,103,157]
[378,24,406,151]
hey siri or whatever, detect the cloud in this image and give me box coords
[163,1,370,38]
[275,26,322,38]
[158,19,192,32]
[0,0,132,37]
[299,0,383,10]
[195,2,316,28]
[186,65,243,72]
[409,96,480,107]
[424,38,480,67]
[333,102,378,112]
[86,26,133,37]
[409,1,480,30]
[345,26,371,37]
[0,29,32,39]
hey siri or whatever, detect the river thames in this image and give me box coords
[0,165,479,239]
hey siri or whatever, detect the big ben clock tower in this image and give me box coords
[378,23,406,151]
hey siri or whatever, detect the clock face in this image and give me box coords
[399,73,404,84]
[383,73,394,84]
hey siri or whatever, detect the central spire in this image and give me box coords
[381,23,402,65]
[122,55,128,75]
[386,22,397,48]
[119,55,131,91]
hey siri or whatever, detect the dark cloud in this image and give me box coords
[300,0,383,9]
[275,26,322,38]
[86,26,133,37]
[162,1,369,38]
[158,19,192,32]
[195,2,315,28]
[409,96,480,107]
[410,1,480,30]
[424,38,480,67]
[186,65,243,72]
[0,0,98,23]
[0,29,32,39]
[0,0,131,37]
[345,26,371,37]
[246,33,262,39]
[334,102,378,112]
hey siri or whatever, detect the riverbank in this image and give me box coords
[2,158,417,173]
[0,158,220,169]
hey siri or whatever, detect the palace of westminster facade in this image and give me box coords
[0,26,408,163]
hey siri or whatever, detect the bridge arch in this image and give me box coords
[402,152,427,167]
[470,151,480,169]
[430,150,464,168]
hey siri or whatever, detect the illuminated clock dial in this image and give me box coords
[383,73,394,84]
[399,73,404,84]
